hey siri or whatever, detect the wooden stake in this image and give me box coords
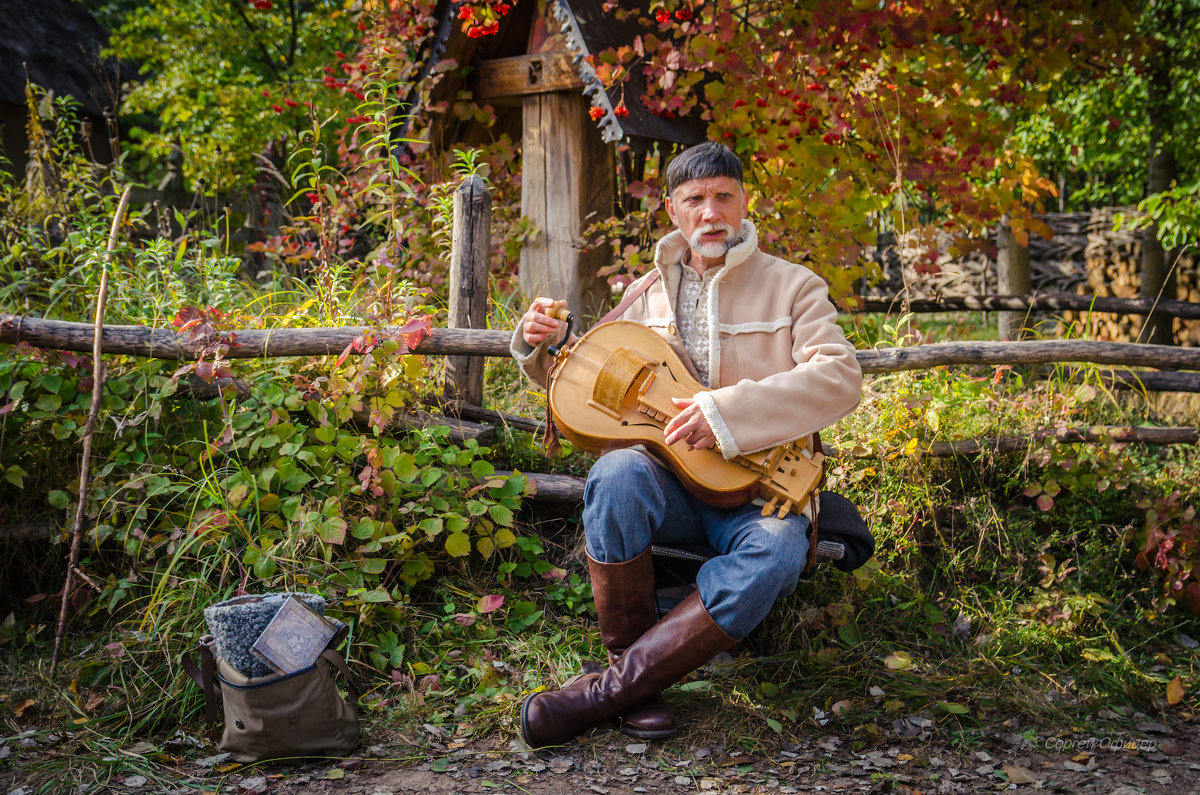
[50,185,132,676]
[445,175,491,407]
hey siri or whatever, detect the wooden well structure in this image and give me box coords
[402,0,703,320]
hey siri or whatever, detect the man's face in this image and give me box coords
[665,176,748,261]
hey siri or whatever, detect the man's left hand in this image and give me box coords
[664,397,716,451]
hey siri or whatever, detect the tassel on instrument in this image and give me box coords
[542,400,562,457]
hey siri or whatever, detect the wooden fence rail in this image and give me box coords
[852,293,1200,320]
[7,315,1200,376]
[510,421,1200,503]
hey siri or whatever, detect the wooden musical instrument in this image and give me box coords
[547,319,824,519]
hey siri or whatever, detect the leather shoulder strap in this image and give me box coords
[181,635,220,723]
[320,649,361,703]
[597,270,661,326]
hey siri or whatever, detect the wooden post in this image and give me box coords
[519,90,614,321]
[446,175,491,406]
[996,216,1031,341]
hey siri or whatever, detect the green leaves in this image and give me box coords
[3,465,27,489]
[444,532,471,557]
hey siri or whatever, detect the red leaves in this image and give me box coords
[394,316,433,352]
[172,306,220,341]
[335,317,432,369]
[478,594,504,613]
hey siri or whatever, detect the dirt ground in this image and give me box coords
[3,712,1197,794]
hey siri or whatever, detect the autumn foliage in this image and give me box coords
[586,0,1140,298]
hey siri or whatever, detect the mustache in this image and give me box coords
[688,223,736,247]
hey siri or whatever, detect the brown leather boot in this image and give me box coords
[520,590,734,748]
[589,549,676,739]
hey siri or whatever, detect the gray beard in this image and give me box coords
[688,223,738,259]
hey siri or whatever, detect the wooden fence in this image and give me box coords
[3,176,1200,510]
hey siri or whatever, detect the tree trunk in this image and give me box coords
[1140,35,1178,345]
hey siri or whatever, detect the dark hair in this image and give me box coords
[664,141,743,196]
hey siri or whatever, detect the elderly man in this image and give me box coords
[510,141,862,747]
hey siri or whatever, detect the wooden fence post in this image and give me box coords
[446,175,491,406]
[996,215,1031,341]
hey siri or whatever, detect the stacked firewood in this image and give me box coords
[1060,208,1200,346]
[866,209,1198,345]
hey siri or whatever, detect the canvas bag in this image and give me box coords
[183,635,360,762]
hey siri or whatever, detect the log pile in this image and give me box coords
[867,209,1198,346]
[866,213,1092,300]
[1058,207,1200,346]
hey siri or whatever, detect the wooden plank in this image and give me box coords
[0,524,57,542]
[475,51,584,100]
[446,176,491,405]
[518,91,612,321]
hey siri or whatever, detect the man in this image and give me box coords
[510,141,862,747]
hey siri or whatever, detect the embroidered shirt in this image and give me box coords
[675,262,722,386]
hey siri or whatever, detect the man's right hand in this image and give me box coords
[520,297,566,346]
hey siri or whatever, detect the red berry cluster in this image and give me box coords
[653,5,694,23]
[249,0,272,9]
[588,105,605,120]
[459,2,511,39]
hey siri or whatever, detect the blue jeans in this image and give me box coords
[583,448,811,639]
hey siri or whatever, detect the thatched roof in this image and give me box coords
[0,0,120,117]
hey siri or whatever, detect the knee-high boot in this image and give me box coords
[520,590,734,748]
[589,549,676,739]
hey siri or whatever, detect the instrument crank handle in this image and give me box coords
[546,302,575,357]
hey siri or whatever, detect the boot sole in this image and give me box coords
[620,724,678,740]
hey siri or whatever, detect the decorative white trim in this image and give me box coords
[693,391,739,459]
[718,317,792,335]
[702,221,759,384]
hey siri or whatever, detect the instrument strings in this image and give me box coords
[554,343,629,391]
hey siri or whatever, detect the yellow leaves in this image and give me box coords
[883,650,913,670]
[1167,676,1185,706]
[11,697,36,717]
